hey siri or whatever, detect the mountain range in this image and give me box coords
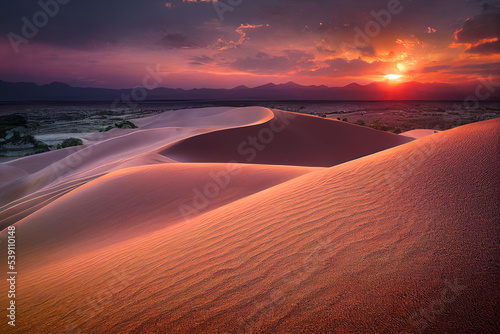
[1,80,499,102]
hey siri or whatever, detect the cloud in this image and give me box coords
[215,24,269,51]
[190,55,215,63]
[188,55,215,65]
[0,0,220,50]
[466,40,500,55]
[316,46,336,54]
[456,62,500,70]
[0,0,486,56]
[159,33,203,49]
[356,45,376,57]
[420,62,500,77]
[309,58,396,77]
[455,5,500,54]
[449,62,500,76]
[422,65,451,73]
[229,49,315,74]
[1,0,497,87]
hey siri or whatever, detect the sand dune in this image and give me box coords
[0,108,498,333]
[0,107,274,222]
[400,129,441,139]
[13,163,321,268]
[0,107,410,227]
[0,164,27,186]
[161,109,414,167]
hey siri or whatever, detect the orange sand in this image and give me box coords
[0,107,498,333]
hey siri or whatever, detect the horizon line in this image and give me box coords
[1,79,478,91]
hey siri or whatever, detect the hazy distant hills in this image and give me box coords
[1,80,498,102]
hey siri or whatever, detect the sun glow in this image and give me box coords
[385,74,402,80]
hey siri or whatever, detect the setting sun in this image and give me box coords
[385,74,402,80]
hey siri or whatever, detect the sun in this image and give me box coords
[385,74,402,80]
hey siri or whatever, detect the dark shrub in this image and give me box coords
[116,121,138,129]
[0,114,26,127]
[59,138,83,149]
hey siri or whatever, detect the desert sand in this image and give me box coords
[400,129,441,139]
[0,107,498,333]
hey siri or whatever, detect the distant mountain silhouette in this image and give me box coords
[0,80,498,102]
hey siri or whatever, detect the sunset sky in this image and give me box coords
[1,0,499,89]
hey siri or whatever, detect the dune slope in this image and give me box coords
[1,118,497,333]
[0,107,275,225]
[13,163,321,268]
[161,109,414,167]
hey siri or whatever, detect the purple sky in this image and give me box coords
[1,0,499,89]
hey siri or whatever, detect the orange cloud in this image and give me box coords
[216,24,269,51]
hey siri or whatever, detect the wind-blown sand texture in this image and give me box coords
[0,107,498,333]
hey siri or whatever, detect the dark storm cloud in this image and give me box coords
[1,0,484,51]
[455,5,500,43]
[466,40,500,54]
[1,0,218,49]
[455,4,500,54]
